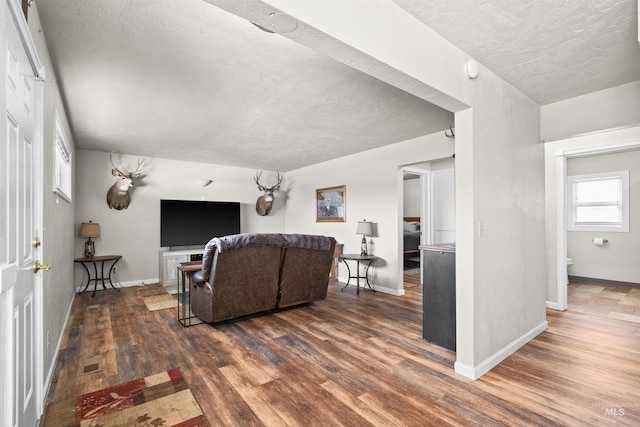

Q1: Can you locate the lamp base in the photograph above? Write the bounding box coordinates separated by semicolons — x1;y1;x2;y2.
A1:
84;239;95;258
360;236;368;256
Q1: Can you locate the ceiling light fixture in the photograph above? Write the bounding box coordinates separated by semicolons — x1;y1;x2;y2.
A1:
195;178;213;187
251;12;298;34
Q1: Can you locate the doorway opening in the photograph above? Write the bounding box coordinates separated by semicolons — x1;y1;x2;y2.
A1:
555;139;640;311
402;165;428;288
401;158;456;290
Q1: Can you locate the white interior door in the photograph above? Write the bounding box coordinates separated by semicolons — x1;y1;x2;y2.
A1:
2;2;45;426
431;169;456;243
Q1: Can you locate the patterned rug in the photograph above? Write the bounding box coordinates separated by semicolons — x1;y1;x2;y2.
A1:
42;368;210;427
143;293;177;311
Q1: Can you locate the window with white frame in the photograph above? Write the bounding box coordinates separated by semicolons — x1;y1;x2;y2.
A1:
567;170;629;232
53;110;72;202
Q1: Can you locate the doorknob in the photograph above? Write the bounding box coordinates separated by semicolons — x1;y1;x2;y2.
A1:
33;261;52;273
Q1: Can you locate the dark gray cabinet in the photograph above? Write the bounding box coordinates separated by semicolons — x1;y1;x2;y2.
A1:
421;244;456;351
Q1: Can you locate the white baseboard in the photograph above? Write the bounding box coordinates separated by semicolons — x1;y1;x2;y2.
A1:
374;285;404;296
546;300;563;310
75;277;159;293
42;291;76;402
452;360;476;379
335;276;404;296
118;278;159;288
454;320;548;380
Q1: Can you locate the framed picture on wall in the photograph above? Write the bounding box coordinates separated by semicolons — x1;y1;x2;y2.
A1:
316;185;346;222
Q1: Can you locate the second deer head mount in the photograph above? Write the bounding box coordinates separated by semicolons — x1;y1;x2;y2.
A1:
254;171;283;216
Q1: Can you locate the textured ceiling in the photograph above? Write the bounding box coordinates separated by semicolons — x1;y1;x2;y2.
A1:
35;0;452;172
35;0;640;171
396;0;640;104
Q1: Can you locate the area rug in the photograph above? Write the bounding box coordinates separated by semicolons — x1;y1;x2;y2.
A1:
42;368;210;427
143;293;177;311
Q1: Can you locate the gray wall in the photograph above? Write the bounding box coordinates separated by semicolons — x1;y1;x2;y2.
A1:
29;5;77;385
566;150;640;283
454;74;545;377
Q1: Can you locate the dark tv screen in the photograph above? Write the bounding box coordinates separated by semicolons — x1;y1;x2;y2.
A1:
160;200;240;247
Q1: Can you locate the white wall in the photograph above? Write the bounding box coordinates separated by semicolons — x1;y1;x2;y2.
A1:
541;81;640;142
74;150;286;285
566;151;640;283
285;132;454;295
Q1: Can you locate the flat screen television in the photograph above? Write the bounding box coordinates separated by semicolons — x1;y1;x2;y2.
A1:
160;200;240;248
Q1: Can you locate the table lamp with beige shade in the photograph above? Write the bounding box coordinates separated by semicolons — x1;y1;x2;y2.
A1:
79;221;100;258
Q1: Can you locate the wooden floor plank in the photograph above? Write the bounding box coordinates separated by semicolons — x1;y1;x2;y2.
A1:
41;279;640;426
320;380;401;427
186;353;264;426
219;364;288;426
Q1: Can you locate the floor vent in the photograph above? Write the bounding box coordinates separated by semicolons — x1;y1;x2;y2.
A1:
81;356;102;375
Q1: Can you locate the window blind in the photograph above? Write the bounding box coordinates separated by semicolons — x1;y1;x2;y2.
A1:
574;178;622;225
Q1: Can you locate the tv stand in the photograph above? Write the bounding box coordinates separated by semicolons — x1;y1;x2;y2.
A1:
160;248;204;287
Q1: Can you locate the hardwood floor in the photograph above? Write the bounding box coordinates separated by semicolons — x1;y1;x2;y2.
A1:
43;278;640;426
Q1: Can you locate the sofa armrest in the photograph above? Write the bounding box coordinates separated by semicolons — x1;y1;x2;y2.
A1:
192;270;206;286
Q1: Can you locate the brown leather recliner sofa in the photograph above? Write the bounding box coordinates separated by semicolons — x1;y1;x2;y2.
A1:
191;233;336;323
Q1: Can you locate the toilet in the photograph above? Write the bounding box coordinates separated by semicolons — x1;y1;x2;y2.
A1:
566;258;574;284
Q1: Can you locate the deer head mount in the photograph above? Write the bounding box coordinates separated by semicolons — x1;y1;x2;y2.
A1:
107;152;144;210
254;171;283;216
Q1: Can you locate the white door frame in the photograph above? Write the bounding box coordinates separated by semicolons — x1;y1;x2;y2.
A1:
1;0;46;424
555;138;640;310
403;165;432;243
402;165;431;286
